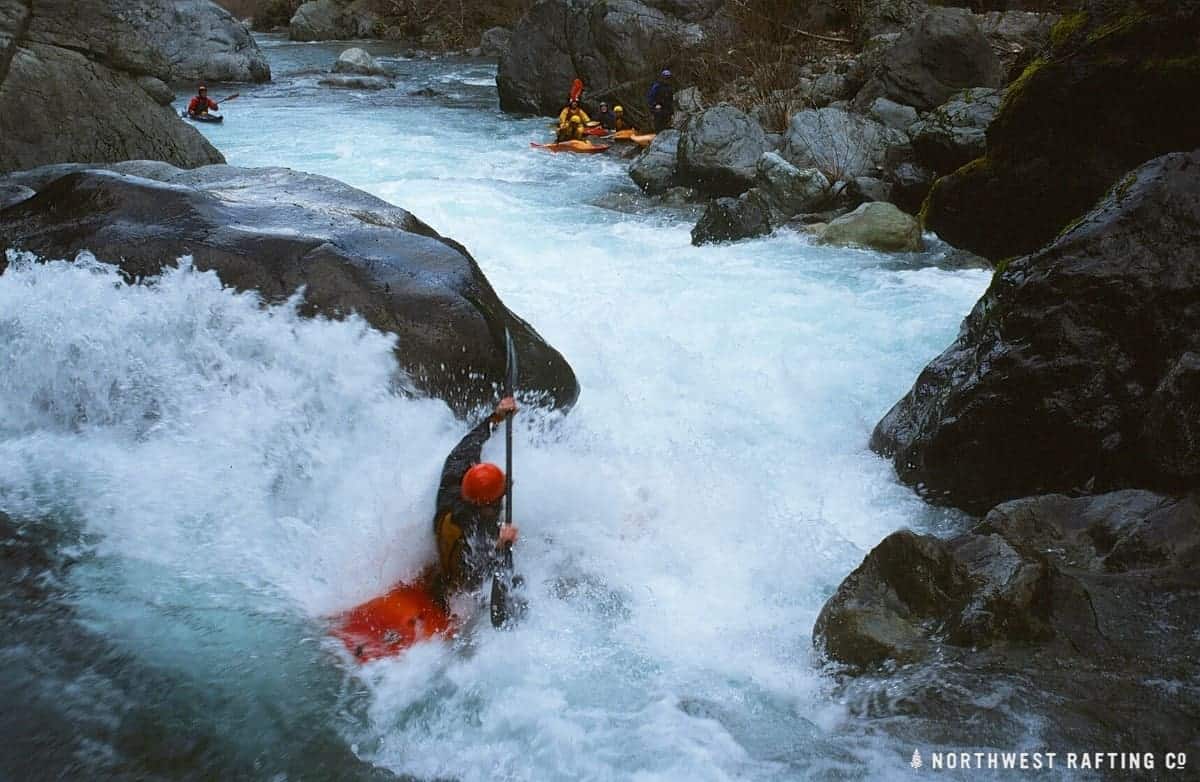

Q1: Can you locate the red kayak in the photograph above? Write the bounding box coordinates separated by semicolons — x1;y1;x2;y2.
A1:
333;578;455;662
530;140;610;154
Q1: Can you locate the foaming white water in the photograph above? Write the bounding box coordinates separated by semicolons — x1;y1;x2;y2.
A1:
0;42;994;780
0;253;457;616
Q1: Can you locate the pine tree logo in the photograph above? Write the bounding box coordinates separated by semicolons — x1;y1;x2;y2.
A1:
911;749;923;770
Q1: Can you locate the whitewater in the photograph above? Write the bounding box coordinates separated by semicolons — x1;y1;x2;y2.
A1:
0;36;997;780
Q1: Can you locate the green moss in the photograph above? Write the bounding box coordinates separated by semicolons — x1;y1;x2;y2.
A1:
1113;171;1138;200
1050;11;1088;49
999;58;1047;116
1086;8;1151;46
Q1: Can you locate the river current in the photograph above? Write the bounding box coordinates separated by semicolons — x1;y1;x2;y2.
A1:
0;36;999;781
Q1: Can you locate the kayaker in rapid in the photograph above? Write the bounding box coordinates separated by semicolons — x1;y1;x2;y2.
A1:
613;105;634;131
186;85;220;117
557;97;591;128
595;102;617;130
431;396;520;607
647;69;674;132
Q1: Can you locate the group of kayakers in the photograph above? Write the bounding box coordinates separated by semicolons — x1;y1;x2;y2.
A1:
552;69;675;143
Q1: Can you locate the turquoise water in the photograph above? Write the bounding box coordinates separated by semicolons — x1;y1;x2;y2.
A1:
0;36;994;781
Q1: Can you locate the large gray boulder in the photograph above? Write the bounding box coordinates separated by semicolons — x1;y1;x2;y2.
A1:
496;0;719;117
132;0;270;82
0;164;579;414
754;152;830;220
874;151;1200;514
677;105;767;196
0;0;224;174
780;107;905;182
289;0;373;41
909;87;1000;175
628;129;680;195
977;9;1058;79
318;73;393;90
332;47;387;76
480;26;511;56
818;201;923;253
857;7;1004;112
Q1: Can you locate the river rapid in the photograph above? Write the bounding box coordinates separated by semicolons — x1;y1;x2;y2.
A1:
1;36;1000;781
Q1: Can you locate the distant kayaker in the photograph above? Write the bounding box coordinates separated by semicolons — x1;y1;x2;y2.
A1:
595;102;617;130
647;69;674;132
431;396;520;606
613;105;634;131
557;98;591;128
187;85;219;117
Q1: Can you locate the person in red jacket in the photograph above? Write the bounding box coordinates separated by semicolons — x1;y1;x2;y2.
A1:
187;85;219;117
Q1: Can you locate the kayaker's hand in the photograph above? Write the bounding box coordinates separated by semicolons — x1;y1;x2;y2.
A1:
497;523;519;548
492;396;517;423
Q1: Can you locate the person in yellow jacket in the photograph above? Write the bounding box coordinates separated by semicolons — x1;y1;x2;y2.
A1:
557;98;591;128
556;114;586;142
613;105;635;131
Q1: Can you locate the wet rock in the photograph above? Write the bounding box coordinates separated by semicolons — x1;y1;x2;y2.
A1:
0;183;34;210
676;105;766;197
909;87;1000;175
781;108;906;182
480;26;511;57
754;152;830;220
139;0;270;82
0;164;578;414
857;7;1003;112
924;1;1200;261
690;191;771;246
136;75;175;106
818;201;922;253
333;47;387;76
318;74;394;90
874;151;1200;513
628;129;680;195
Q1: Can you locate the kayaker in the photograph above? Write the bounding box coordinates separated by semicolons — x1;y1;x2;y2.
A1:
432;396;520;605
556;114;586;142
187;85;219;117
613;105;634;131
595;102;617;130
557;98;591;128
647;69;674;132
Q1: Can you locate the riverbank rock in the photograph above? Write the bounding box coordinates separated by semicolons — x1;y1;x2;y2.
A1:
856;7;1003;112
873;151;1200;514
136;0;270;82
815;489;1200;751
978;9;1058;81
0;164;579;414
818;201;922;252
781;108;905;182
480;26;511;56
289;0;373;41
629;130;680;195
909;87;1000;175
677;105;766;196
690;192;771;246
496;0;721;117
333;47;387;76
923;1;1200;261
0;0;225;174
754;152;830;219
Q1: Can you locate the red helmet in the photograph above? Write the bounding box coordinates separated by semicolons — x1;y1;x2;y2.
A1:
461;463;505;505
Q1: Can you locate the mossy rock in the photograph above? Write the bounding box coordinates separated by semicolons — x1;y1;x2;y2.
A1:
924;0;1200;261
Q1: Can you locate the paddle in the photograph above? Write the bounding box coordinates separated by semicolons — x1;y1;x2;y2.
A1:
216;92;240;104
569;78;583;102
490;328;522;628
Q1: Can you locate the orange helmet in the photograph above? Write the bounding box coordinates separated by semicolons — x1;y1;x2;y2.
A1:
461;463;505;504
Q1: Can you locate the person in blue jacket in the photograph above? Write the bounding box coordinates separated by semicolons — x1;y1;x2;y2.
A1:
647;69;674;132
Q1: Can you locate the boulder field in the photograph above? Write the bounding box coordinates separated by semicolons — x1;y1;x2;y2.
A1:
0;164;579;414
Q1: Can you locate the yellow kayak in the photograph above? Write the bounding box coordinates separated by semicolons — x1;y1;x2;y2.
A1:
631;133;657;147
530;140;611;154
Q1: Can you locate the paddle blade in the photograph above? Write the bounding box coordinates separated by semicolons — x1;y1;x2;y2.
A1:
570;78;583;101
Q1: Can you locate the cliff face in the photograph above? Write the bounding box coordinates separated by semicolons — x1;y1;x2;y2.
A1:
0;0;271;174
